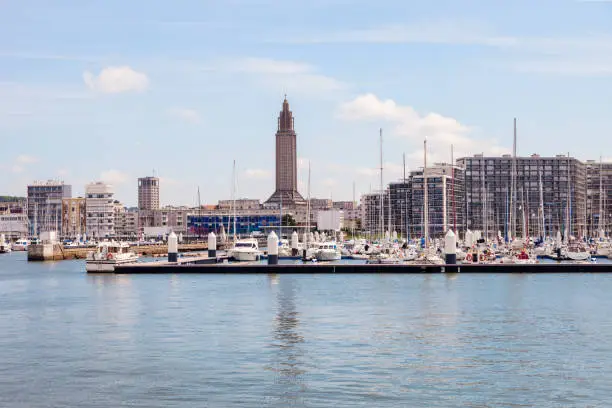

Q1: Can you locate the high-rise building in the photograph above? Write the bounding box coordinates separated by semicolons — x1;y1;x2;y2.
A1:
61;197;86;238
409;163;465;238
138;176;160;211
85;182;115;238
586;160;612;236
27;181;72;236
457;154;587;238
265;97;305;206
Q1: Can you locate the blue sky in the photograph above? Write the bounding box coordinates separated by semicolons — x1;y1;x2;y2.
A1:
1;0;612;206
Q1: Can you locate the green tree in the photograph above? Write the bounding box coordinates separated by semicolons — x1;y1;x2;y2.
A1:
282;214;297;226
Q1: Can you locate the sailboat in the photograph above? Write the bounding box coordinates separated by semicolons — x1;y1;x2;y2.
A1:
227;160;262;262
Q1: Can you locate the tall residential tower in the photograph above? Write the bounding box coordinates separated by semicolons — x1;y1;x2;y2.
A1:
138;176;160;211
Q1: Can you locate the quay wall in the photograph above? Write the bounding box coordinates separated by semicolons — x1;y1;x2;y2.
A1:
28;242;220;261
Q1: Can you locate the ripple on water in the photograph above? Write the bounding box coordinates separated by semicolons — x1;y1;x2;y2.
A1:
0;253;611;407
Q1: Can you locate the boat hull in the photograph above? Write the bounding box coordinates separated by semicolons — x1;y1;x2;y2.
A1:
230;251;261;262
85;256;139;272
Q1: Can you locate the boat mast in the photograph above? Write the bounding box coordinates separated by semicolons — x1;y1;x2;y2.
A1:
379;128;384;241
232;160;237;242
351;180;357;240
306;162;311;248
402;152;405;240
567;153;571;239
599;156;604;235
510;118;517;241
424;138;428;249
451;144;456;233
539;166;545;239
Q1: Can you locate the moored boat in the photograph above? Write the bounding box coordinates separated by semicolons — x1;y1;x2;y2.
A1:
228;238;262;262
86;242;139;272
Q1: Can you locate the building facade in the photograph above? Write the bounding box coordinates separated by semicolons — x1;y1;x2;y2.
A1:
114;205;139;237
265;97;305;206
27;181;72;236
138;176;160;211
188;212;280;236
586;160;612;236
457;154;587;238
85;182;115;238
409;164;465;238
218;199;261;210
61;197;86;238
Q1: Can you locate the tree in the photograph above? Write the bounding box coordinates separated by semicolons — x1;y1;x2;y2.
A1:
282;214;297;226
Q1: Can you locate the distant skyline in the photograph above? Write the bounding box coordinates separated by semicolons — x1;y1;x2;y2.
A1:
1;0;611;206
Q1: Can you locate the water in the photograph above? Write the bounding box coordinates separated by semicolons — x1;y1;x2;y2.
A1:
1;252;612;407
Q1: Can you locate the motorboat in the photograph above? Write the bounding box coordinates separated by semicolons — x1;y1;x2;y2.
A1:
228;238;262;262
12;238;30;251
85;242;139;272
314;242;342;261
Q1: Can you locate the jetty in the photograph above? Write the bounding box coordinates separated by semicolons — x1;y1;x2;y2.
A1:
112;261;612;274
28;242;216;261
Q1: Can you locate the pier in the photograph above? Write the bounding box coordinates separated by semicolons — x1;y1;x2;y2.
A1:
28;242;218;261
113;261;612;274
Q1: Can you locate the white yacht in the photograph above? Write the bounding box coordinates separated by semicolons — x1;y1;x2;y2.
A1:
228;238;262;262
314;242;342;261
562;243;591;261
86;242;139;272
12;238;30;251
0;234;11;253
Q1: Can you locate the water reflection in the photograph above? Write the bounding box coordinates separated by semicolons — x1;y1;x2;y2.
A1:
267;276;306;406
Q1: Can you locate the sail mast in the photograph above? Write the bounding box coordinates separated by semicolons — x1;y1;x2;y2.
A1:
379;128;384;241
424;138;428;249
232;160;237;242
510;117;517;241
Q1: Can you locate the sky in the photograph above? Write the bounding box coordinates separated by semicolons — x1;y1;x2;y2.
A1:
1;0;612;206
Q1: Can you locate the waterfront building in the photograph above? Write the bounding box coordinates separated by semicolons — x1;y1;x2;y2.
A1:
316;209;344;232
114;205;139;238
27;180;72;236
265;97;306;206
457;154;587;238
409;163;465;238
0;197;26;214
586;160;612;236
388;180;411;238
0;214;28;240
61;197;86;238
218;199;261;210
85;182;115;238
333;201;360;231
188;212;280;236
360;163;464;239
138;176;160;211
360;191;391;239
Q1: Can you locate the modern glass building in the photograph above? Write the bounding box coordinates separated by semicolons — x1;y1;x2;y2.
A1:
187;214;280;236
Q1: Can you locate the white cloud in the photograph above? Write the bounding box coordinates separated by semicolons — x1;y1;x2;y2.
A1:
167;107;201;123
219;57;347;94
244;168;271;179
290;20;515;47
100;169;129;184
83;66;149;93
11;165;24;174
338;93;508;161
15;154;38;164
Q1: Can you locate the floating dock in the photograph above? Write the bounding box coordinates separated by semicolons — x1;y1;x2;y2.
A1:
113;261;612;274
